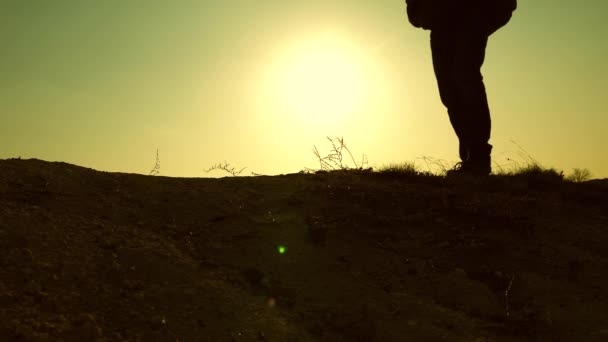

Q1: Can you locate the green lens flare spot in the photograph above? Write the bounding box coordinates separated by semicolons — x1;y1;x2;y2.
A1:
277;246;287;254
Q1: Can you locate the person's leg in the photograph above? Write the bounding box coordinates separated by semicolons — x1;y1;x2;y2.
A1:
431;30;469;162
432;28;492;172
451;29;492;171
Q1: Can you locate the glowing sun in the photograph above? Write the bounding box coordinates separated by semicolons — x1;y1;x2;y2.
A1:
274;37;367;125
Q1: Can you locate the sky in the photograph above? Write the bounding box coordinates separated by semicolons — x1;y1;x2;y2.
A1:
1;0;607;178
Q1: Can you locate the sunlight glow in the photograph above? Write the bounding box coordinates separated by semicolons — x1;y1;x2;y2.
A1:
269;35;370;126
282;48;363;119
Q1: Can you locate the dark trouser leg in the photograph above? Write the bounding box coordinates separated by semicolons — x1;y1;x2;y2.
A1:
430;29;492;167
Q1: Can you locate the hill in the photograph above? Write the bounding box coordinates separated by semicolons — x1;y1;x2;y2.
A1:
1;158;607;341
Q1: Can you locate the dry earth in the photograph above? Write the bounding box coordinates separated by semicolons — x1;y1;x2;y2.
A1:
1;158;607;341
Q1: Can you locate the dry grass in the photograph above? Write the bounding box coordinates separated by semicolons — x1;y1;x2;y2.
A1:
200;138;593;182
375;162;435;177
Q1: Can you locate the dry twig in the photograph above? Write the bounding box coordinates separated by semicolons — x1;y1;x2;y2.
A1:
205;161;246;177
307;137;368;172
149;149;160;176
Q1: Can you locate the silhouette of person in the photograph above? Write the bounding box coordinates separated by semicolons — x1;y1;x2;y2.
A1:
405;0;517;175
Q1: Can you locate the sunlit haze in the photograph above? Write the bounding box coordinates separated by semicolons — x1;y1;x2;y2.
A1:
1;1;607;177
276;35;366;124
259;33;380;130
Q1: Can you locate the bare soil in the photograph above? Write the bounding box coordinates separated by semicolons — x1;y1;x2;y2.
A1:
1;158;607;341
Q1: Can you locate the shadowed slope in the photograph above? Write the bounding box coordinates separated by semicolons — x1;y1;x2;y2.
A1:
1;159;607;341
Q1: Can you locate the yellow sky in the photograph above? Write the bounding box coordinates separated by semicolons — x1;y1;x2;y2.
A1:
1;1;607;178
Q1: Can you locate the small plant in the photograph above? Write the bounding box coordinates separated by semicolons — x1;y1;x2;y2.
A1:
306;137;369;172
149;149;160;176
205;161;247;177
566;168;592;183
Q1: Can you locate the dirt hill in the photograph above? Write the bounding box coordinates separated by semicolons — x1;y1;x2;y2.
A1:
1;158;607;341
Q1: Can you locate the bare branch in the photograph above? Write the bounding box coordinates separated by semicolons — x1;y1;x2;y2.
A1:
205;161;247;177
307;137;369;172
149;149;160;176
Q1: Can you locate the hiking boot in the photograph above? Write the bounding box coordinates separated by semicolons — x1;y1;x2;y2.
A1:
446;161;491;177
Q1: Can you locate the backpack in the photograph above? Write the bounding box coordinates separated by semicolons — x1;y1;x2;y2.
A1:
406;0;434;30
483;0;517;34
406;0;517;33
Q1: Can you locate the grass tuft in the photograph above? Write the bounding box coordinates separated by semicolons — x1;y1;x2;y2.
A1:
375;162;433;177
495;163;564;185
